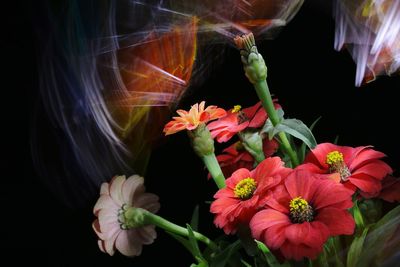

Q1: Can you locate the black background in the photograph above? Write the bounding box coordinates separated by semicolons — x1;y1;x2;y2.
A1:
2;0;400;266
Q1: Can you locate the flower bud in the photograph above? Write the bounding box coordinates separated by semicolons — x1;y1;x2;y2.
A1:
188;123;215;157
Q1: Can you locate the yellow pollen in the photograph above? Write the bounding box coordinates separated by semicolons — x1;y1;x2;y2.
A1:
289;197;309;213
326;151;344;165
234;177;256;200
232;105;242;113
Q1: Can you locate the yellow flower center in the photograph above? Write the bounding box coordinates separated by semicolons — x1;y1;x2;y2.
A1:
289;197;314;223
234;177;257;200
326;151;344;165
232;105;242;113
326;150;351;182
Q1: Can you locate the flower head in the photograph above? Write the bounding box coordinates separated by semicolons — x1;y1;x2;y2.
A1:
208;102;280;143
301;143;392;196
216;139;279;177
163;101;226;135
210;157;291;234
250;169;355;261
92;175;160;256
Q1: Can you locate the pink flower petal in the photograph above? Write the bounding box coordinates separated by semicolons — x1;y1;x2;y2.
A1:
135;193;160;213
115;230;142;257
137;225;157;245
93;195;119;215
122;175;144;205
92;219;105;240
98;240;107;253
100;183;109;195
110;175;126;206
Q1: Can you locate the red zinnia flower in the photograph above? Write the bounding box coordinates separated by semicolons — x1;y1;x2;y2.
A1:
250;169;355;261
301;143;392;196
207;102;280;143
216;139;279;177
210;157;291;234
163;101;226;135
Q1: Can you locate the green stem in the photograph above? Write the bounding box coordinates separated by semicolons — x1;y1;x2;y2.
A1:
252;152;265;164
143;209;218;250
203;153;226;189
254;80;300;167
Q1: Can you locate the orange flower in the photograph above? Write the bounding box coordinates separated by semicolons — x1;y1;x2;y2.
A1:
163;101;226;135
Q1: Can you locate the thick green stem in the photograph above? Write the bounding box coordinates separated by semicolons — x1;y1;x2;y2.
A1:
203;153;226;189
143;209;218;250
254;80;300;167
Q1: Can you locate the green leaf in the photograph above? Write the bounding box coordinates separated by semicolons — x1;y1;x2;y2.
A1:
191;261;209;267
333;135;340;145
347;227;369;267
191;205;200;231
274;119;317;149
255;240;289;267
187;224;204;262
240;259;253;267
351;200;365;229
260;109;284;140
166;231;196;257
210;240;241;267
356;205;400;267
298;116;321;162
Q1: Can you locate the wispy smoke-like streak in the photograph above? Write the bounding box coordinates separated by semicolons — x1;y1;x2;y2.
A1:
33;0;303;207
334;0;400;86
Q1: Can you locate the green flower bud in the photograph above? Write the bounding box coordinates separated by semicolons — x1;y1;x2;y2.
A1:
188;123;215;157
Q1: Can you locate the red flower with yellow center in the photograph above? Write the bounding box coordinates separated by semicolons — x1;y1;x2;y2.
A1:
301;143;392;196
163;101;226;135
250;169;355;261
207;101;280;143
210;157;291;234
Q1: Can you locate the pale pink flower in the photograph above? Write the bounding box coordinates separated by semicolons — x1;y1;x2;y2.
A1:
92;175;160;256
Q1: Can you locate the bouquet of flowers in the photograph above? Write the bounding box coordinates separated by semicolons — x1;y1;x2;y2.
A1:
92;32;400;267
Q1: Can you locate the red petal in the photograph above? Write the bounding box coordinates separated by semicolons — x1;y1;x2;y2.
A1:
227;168;252;188
250;209;290;239
379;175;400;202
284;170;319;200
254;157;286;183
248;107;267;128
242;102;262;119
305;143;340;169
352;160;392;180
262;224;288;249
349;148;387;170
349;173;382;195
315;207;355;236
312;179;353;209
280;242;322;261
